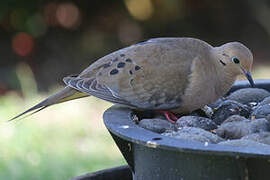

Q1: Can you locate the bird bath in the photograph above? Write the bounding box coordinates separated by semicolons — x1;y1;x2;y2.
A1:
73;80;270;180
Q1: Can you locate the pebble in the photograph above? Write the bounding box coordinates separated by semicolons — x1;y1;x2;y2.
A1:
216;118;270;139
227;88;270;105
212;100;250;125
139;118;175;133
251;104;270;119
222;115;247;124
162;127;223;144
266;115;270;122
259;96;270;106
176;116;217;131
241;132;270;145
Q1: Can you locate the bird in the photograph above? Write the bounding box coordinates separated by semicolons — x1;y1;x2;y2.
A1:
10;37;254;123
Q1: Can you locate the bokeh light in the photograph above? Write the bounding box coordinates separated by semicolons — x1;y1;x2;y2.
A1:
10;8;29;31
81;30;106;54
56;3;81;29
12;32;34;57
43;2;58;26
26;13;47;37
124;0;154;21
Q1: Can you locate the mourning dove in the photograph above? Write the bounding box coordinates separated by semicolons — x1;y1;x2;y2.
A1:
10;37;254;122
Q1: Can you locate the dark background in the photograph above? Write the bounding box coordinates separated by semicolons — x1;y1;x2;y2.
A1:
1;0;270;94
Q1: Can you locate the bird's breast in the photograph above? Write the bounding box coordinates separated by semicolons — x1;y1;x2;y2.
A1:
173;59;221;113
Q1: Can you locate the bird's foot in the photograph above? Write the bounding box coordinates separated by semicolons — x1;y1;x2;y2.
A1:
159;110;179;123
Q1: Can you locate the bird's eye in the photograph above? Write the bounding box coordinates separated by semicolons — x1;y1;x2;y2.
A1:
232;56;240;64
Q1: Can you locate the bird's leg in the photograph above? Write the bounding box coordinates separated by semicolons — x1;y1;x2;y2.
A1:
159;110;179;123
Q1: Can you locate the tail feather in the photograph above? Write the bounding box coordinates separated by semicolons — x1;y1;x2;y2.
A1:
9;105;48;122
9;87;88;121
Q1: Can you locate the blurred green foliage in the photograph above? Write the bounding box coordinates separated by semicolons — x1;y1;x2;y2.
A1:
0;93;126;179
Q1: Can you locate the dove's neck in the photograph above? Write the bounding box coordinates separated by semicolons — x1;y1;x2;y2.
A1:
217;68;237;95
210;48;238;97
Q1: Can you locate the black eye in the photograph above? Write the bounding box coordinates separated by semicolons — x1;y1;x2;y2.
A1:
232;57;240;64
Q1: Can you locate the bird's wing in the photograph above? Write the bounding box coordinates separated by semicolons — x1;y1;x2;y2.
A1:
63;38;208;110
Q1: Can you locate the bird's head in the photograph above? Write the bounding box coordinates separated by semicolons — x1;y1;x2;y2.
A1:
216;42;254;87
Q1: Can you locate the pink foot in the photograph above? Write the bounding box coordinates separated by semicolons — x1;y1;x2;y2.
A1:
159;110;179;123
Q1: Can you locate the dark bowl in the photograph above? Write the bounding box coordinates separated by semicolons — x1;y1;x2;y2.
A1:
103;80;270;180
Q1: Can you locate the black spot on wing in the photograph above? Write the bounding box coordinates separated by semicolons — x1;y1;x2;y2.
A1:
102;62;111;68
117;62;125;68
125;58;132;63
219;60;226;66
135;65;141;71
110;69;119;75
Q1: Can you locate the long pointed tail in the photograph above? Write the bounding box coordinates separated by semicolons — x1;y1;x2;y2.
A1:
9;87;88;121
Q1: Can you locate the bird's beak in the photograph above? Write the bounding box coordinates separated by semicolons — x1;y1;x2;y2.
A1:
242;68;255;87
